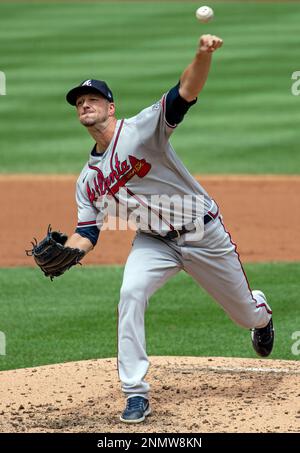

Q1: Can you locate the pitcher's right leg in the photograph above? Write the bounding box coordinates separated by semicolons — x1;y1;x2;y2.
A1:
181;217;274;356
250;290;274;357
182;218;272;330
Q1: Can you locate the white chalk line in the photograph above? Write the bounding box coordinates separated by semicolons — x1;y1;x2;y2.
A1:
172;366;300;375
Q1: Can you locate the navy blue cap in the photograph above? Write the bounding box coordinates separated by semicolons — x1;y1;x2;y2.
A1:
66;79;114;105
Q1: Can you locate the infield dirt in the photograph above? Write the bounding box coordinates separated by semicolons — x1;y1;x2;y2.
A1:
1;175;300;266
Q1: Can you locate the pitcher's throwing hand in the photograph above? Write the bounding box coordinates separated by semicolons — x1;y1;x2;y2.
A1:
198;34;223;53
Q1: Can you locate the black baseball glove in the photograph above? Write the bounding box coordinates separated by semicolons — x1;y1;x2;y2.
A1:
26;225;85;280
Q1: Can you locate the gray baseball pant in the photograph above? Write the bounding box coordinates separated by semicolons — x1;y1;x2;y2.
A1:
117;215;272;398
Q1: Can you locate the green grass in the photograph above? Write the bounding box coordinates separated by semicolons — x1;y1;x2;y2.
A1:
0;263;299;371
0;1;299;173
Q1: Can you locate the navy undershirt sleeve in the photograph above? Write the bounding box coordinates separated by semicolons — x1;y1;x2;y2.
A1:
165;82;197;127
75;226;100;247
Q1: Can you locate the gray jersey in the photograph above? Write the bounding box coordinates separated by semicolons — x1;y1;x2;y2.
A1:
76;94;215;236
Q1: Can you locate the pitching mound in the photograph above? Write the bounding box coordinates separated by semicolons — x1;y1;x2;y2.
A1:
0;356;299;433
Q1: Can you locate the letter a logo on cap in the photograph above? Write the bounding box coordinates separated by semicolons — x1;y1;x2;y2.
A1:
82;80;92;87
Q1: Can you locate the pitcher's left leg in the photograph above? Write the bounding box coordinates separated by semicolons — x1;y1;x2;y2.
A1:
118;233;182;400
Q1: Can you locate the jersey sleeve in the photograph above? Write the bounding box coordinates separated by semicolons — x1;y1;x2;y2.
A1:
164;82;197;128
76;179;98;229
75;225;100;247
75;180;101;246
135;82;197;146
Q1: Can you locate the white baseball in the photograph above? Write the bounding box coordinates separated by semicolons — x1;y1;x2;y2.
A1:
195;6;214;23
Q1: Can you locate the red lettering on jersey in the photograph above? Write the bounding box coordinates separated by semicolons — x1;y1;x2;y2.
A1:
104;176;111;189
87;153;151;203
86;181;96;203
109;169;119;185
128;155;151;178
121;160;130;174
96;172;105;195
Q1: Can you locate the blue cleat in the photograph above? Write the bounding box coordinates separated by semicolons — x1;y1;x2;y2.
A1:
120;396;151;424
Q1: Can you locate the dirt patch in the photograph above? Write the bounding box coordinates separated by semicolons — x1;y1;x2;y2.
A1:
0;356;299;433
0;175;299;267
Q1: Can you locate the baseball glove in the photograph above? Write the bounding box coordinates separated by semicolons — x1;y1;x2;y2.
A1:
26;225;85;280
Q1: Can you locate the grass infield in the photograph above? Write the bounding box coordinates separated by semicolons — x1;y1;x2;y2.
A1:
0;262;299;371
0;1;299;174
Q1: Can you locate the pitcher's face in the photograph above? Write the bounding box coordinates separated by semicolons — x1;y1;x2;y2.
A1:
76;93;115;127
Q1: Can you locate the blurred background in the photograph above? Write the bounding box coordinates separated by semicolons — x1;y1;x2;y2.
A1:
0;1;299;371
0;0;299;174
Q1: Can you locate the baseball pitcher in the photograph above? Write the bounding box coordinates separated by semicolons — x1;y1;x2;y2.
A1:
28;35;274;424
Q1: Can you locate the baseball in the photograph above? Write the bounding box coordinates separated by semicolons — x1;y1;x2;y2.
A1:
195;6;214;23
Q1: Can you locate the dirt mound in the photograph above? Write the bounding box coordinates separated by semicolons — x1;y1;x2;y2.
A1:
0;356;299;433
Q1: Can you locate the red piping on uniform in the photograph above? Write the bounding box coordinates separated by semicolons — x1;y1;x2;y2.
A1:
110;119;124;172
77;220;97;226
161;94;166;114
208;206;219;219
218;217;272;315
88;116;124;179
